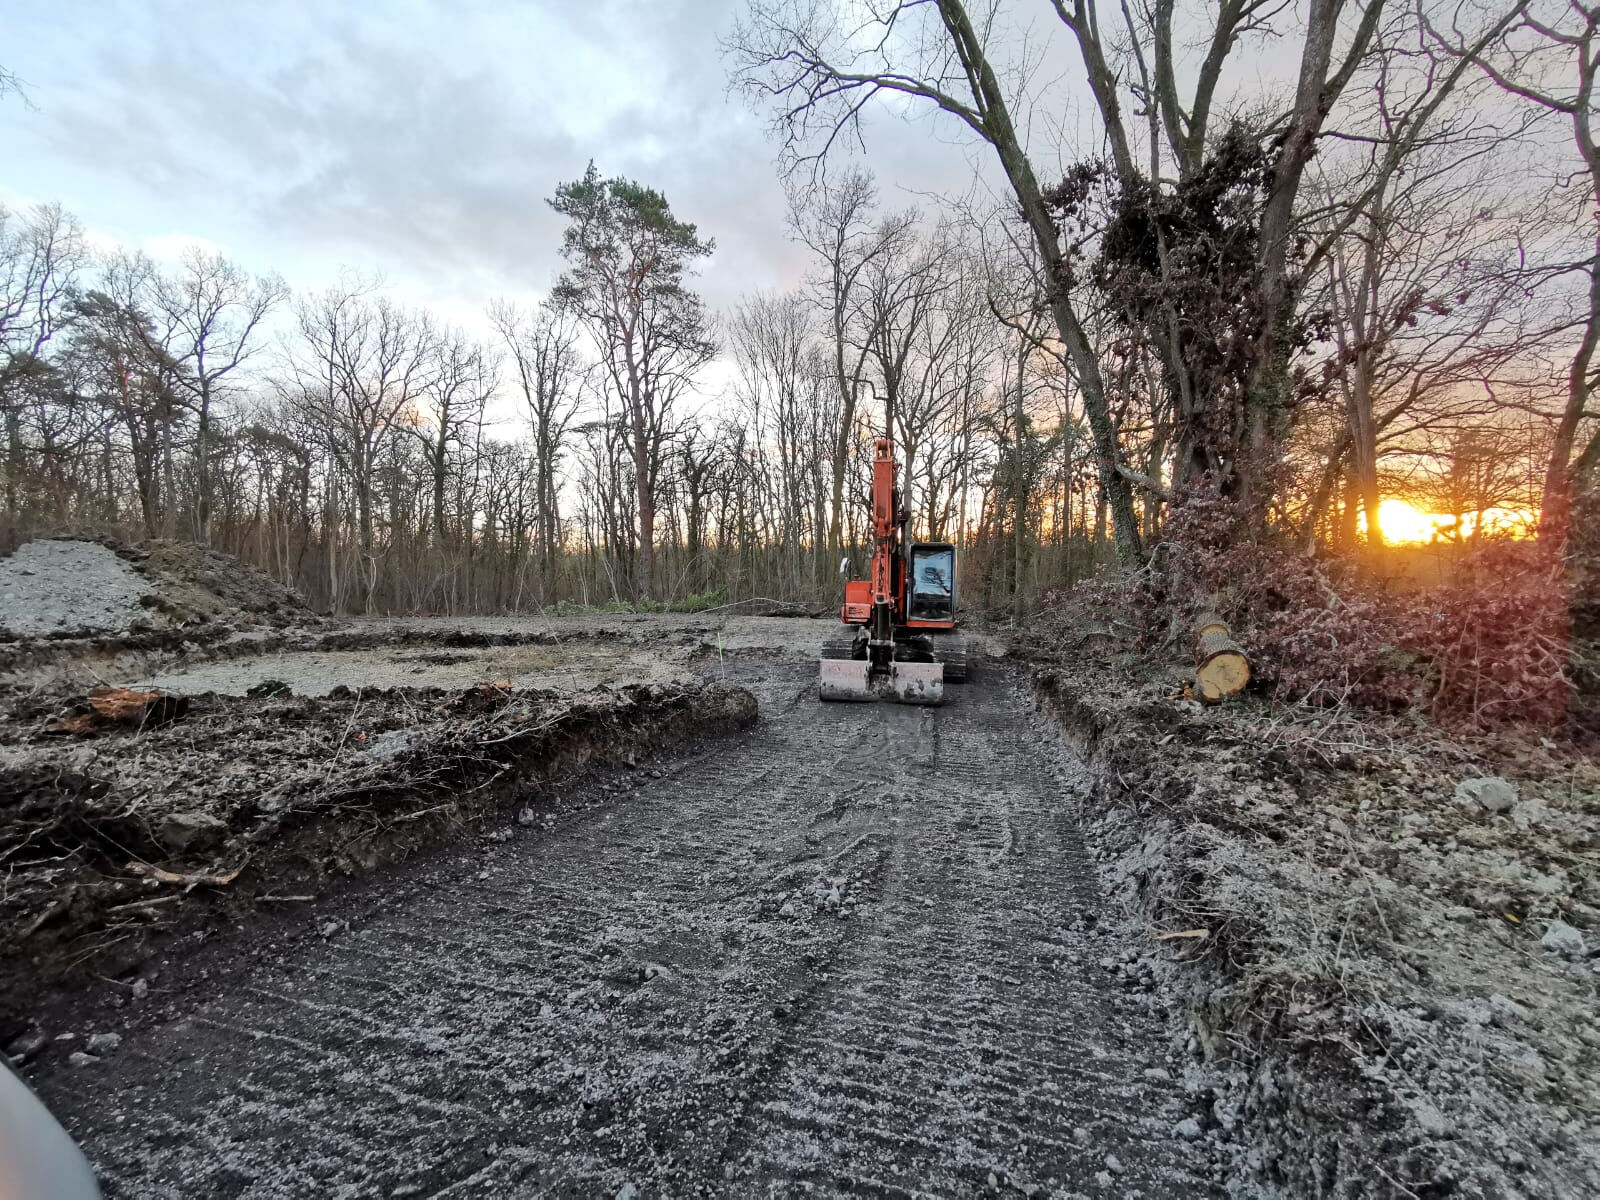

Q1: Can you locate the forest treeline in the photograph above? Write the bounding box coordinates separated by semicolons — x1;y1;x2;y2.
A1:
1;0;1596;624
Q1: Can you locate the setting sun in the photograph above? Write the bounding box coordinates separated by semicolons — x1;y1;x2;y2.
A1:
1375;499;1441;543
1360;498;1540;544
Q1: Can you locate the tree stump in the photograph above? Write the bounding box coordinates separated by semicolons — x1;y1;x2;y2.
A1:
1193;621;1250;703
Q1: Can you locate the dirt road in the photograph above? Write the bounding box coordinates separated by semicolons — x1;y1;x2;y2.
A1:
31;659;1215;1198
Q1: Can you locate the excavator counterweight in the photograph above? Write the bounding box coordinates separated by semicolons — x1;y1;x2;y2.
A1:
820;435;967;705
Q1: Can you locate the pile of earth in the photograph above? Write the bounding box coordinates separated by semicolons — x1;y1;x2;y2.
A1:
0;678;758;1037
0;538;314;640
1019;615;1600;1199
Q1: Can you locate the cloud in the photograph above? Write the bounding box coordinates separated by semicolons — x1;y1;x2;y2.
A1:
143;233;228;263
3;0;985;331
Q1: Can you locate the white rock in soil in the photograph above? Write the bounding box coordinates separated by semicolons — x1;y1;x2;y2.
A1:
130;978;150;1001
1488;993;1529;1025
1541;919;1587;959
1454;775;1517;813
86;1032;122;1054
1104;1154;1124;1174
67;1051;99;1068
1175;1117;1203;1140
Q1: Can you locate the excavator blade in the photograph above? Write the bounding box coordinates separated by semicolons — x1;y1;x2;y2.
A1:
888;661;944;705
818;659;875;701
817;659;945;705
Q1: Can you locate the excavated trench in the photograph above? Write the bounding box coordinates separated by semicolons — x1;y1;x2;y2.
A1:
24;655;1233;1198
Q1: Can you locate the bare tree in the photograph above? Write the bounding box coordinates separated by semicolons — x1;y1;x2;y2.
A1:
729;0;1145;562
788;170;914;559
153;250;286;544
283;280;437;611
1426;0;1600;541
0;203;85;522
489;299;585;587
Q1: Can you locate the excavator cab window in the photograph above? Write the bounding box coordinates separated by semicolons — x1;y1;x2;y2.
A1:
907;543;955;622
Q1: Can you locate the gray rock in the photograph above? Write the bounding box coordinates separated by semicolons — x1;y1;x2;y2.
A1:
1489;993;1530;1025
1541;920;1587;959
86;1032;122;1054
1454;776;1517;813
1175;1117;1203;1140
130;978;150;1001
158;810;228;854
4;1027;47;1064
67;1051;99;1068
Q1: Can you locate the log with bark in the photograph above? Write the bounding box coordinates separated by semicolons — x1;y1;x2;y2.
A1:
1193;618;1250;703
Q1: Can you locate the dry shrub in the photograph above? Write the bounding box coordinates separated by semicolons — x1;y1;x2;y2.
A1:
1081;496;1576;730
1415;543;1571;728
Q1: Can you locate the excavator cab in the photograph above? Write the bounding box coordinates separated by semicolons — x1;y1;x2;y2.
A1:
906;543;956;624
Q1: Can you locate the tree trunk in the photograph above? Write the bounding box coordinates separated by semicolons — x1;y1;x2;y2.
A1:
1193;618;1251;702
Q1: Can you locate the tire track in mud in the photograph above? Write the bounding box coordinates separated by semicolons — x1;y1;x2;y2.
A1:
33;662;1210;1198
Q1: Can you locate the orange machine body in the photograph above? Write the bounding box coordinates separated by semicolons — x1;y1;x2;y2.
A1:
838;437;956;634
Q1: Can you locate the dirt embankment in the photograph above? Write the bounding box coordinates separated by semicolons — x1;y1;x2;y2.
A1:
1024;636;1599;1198
0;537;316;640
1;679;757;1041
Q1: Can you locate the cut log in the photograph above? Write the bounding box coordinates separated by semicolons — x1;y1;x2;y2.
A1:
1193;623;1251;703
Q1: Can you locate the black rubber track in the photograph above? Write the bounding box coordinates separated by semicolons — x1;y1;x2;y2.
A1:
31;661;1212;1198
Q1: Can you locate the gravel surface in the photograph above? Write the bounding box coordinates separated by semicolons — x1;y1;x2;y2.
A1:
0;541;148;637
28;660;1226;1198
134;642;703;695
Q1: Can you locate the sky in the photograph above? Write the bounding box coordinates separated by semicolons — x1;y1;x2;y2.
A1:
1;0;990;346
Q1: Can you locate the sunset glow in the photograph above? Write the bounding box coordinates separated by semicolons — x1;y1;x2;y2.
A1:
1361;498;1540;544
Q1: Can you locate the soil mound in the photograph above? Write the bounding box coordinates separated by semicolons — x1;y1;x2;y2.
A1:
0;679;757;1035
0;538;314;640
130;540;312;626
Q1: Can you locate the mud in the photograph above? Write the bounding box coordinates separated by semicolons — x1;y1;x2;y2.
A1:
18;656;1232;1199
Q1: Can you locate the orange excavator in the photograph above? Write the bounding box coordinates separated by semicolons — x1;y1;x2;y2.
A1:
819;435;968;705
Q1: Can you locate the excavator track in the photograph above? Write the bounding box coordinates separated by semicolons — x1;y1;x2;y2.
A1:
933;637;970;684
820;635;859;661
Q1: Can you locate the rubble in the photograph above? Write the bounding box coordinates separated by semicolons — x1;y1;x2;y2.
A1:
1455;774;1519;812
1027;639;1600;1198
